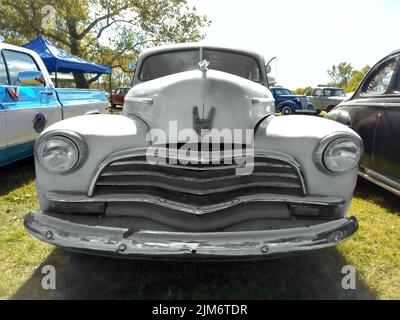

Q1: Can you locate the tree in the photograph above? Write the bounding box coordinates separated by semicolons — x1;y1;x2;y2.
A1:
345;65;370;93
327;62;353;89
295;86;312;96
0;0;210;88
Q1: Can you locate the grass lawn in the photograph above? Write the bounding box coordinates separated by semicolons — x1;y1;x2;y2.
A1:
0;157;399;300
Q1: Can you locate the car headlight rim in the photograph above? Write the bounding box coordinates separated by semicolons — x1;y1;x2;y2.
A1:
313;132;363;175
323;137;361;173
36;130;88;174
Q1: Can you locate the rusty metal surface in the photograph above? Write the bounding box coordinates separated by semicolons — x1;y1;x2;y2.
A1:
24;211;358;260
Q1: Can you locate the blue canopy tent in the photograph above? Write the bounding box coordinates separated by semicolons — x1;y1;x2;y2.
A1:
22;36;111;87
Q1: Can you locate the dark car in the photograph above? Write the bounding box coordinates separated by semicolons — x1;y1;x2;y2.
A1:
270;87;316;115
110;87;130;108
325;49;400;196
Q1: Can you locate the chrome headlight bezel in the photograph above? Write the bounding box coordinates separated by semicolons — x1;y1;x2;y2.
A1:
35;130;88;174
313;132;363;174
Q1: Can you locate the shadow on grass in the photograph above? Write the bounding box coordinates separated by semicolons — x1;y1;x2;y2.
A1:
12;247;377;300
355;177;400;214
0;157;35;195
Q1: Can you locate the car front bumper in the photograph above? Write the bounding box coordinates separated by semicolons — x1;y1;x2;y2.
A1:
24;211;358;260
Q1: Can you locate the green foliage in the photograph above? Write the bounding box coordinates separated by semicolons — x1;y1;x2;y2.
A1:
327;62;353;89
295;86;312;96
327;62;370;92
0;0;211;88
345;65;370;93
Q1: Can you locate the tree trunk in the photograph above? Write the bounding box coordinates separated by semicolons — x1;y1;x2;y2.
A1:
73;73;89;89
66;19;90;88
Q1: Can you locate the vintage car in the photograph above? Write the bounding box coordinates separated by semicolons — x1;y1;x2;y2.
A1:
308;87;347;114
270;86;316;115
110;87;130;109
25;44;363;260
326;49;400;196
0;43;108;167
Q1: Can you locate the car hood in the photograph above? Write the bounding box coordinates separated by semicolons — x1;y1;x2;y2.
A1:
124;69;274;143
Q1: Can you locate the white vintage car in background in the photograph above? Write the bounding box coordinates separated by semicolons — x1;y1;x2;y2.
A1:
25;44;362;260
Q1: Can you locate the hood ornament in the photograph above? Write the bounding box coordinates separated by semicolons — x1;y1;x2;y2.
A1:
198;59;210;72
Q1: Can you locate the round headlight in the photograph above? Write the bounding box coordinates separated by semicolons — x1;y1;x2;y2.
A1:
37;136;79;173
323;138;361;173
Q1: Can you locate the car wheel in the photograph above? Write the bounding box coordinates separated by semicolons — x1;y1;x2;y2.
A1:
281;106;293;115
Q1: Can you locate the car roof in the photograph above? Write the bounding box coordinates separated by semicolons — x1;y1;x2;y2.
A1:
138;43;265;63
315;87;343;90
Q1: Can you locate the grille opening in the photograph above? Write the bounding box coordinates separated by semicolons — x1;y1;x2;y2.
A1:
92;155;306;206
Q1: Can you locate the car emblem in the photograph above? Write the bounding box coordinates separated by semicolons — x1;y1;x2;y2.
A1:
193;106;216;135
33;113;47;133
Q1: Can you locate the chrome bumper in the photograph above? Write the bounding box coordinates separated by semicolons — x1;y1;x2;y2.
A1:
24;211;358;260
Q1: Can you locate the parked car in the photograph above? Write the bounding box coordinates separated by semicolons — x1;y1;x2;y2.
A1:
0;43;109;167
110;87;130;108
308;87;347;113
326;49;400;196
270;86;316;115
25;43;362;260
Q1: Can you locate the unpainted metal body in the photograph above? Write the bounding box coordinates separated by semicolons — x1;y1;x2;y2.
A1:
25;44;362;259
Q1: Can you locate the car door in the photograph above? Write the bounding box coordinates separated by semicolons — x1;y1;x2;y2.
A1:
341;57;399;176
312;88;323;110
367;55;400;186
1;49;61;154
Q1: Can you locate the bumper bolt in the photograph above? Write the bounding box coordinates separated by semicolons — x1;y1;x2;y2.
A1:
117;243;127;253
328;230;345;243
45;231;53;240
261;245;269;254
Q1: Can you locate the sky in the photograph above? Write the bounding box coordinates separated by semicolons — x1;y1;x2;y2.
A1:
188;0;400;89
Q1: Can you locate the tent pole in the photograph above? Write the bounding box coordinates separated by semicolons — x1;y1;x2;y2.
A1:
109;68;112;114
55;65;58;88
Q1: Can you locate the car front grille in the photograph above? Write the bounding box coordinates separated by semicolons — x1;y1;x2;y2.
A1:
91;151;306;207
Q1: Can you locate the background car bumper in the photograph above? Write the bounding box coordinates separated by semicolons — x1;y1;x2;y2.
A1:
295;109;318;114
24;211;358;260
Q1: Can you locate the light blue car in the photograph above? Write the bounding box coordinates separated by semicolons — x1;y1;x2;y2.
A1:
0;43;109;167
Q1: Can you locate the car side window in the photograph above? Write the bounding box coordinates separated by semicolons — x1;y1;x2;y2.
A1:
0;53;8;85
390;59;400;94
324;89;332;96
275;89;283;96
2;50;40;86
363;57;398;95
314;89;323;96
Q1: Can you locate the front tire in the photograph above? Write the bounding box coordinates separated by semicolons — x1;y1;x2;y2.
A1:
281;106;293;116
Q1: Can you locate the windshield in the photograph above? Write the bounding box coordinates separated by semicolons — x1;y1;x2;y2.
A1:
324;88;346;97
139;49;262;83
274;88;292;96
